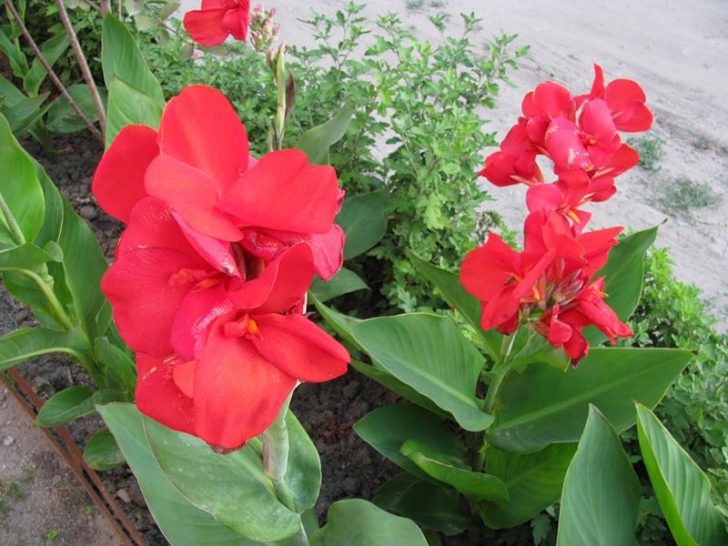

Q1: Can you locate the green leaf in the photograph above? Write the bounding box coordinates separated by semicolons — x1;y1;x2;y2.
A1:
336;190;388;259
487;347;692;452
409;252;501;359
310;294;362;350
101;15;164;145
47;84;108;134
401;441;508;503
24;33;70;96
351;313;492;431
285;412;321;513
35;386;92;427
310;499;429;546
374;473;470;536
0;28;29;78
586;227;658;345
310;267;368;302
144;417;300;542
480;444;577;529
354;404;467;478
636;404;728;546
84;429;125;470
35;387;124;428
0;114;45;244
93;336;136;395
98;403;272;545
296;104;354;165
0;326;92;372
556;406;640;546
3;93;49;134
105;76;163;147
350;359;447;417
0;243;54;270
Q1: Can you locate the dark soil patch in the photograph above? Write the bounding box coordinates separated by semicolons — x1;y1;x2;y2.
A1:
4;132;402;544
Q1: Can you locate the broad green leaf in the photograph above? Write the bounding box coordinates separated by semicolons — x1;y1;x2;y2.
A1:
0;114;45;243
24;33;70;96
144;417;300;542
0;243;54;270
35;386;93;427
351;313;492;431
0;28;29;78
284;412;321;513
354;404;467;478
99;403;275;545
480;444;577;529
0;76;25;106
310;499;428;546
35;387;124;428
56;197;110;338
296;104;354;165
350;359;447;417
374;473;470;536
93;336;136;395
84;429;125;470
401;441;508;503
0;326;92;372
47;84;108;134
336;190;388;260
556;406;640;546
4;93;48;134
310;267;368;302
636;404;728;546
105;77;163;147
101;15;164;145
409;252;501;359
487;347;692;452
586;227;658;345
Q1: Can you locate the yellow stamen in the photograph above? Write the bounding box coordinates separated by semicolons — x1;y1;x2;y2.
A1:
247;318;260;335
567;210;580;223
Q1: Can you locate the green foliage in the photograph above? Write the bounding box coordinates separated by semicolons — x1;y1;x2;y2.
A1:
626;248;728;542
628;134;665;172
655;177;722;218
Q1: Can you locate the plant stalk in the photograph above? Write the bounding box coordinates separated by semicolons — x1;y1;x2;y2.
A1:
262;397;310;546
4;0;104;142
0;192;26;246
54;0;107;137
483;334;517;413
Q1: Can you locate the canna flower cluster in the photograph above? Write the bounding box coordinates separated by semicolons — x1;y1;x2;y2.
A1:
93;85;349;451
461;65;653;362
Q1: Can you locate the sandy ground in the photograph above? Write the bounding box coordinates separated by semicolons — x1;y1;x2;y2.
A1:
182;0;728;326
0;386;119;546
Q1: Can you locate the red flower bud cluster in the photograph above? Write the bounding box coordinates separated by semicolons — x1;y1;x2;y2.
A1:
93;85;349;451
461;65;653;362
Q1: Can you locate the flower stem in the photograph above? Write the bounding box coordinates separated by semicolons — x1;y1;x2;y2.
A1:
262;397;310;546
484;334;516;413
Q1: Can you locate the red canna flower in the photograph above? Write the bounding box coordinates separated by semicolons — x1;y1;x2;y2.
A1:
92;85;345;280
577;64;653;132
133;242;349;451
183;0;251;46
460;212;631;362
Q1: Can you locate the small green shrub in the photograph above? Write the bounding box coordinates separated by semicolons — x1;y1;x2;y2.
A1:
628;134;664;172
656;176;722;217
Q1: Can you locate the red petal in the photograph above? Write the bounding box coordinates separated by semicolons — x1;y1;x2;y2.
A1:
221;149;341;234
193;331;296;450
102;248;202;356
223;6;249;41
532;81;574;119
481;151;520;186
545;118;591;171
309;224;345;280
526;184;564;213
460;234;520;302
183;9;230;46
171;284;234;360
158;85;250;191
172;212;240;276
145;154;242;241
230;243;314;313
116;197;204;263
135;353;195;435
580;99;617;143
252;313;349;382
92;125;158;222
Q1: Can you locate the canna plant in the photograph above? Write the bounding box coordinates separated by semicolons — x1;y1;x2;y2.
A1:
0;2;725;545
